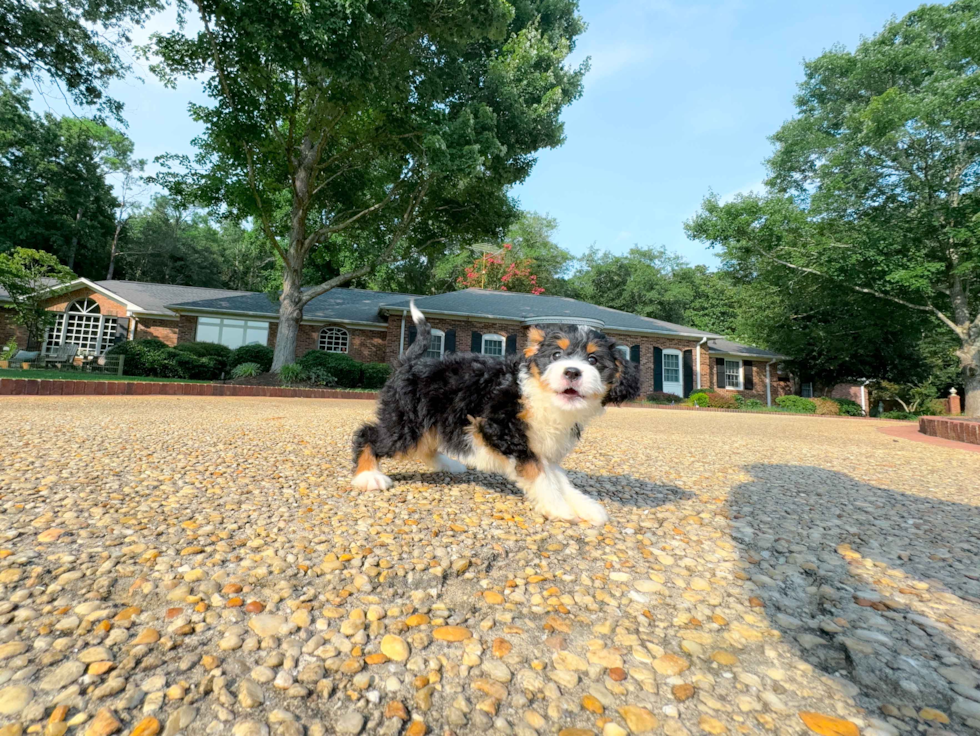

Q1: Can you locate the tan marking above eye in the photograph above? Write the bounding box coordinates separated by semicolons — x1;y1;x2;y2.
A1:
586;342;598;354
524;345;538;358
556;337;570;350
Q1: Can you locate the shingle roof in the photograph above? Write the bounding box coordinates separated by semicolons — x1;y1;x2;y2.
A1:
94;281;257;317
382;289;720;338
171;287;417;325
708;338;784;359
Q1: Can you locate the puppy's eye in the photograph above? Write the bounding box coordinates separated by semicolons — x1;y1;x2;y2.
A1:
552;351;562;360
587;356;598;366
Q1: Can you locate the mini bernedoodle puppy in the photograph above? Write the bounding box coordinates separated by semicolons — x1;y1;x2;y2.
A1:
351;303;640;525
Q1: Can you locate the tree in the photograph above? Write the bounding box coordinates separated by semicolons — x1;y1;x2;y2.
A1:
0;81;118;278
151;1;586;369
456;243;546;294
0;0;164;119
687;1;980;415
0;248;74;348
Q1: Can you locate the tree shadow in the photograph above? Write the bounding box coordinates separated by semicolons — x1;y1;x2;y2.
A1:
386;468;693;509
729;464;980;727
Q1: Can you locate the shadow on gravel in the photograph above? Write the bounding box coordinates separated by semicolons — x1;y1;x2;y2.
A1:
728;464;980;726
387;469;693;509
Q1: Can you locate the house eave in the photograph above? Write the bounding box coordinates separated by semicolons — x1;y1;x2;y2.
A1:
170;306;387;330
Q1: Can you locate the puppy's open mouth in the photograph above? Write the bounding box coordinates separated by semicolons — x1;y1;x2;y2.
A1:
561;388;582;398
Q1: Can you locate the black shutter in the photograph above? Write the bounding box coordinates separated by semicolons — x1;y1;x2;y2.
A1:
505;334;517;355
682;349;694;398
716;357;726;388
113;318;130;346
408;326;417;346
629;345;641;364
471;331;482;353
653;347;663;393
444;329;456;354
743;360;754;391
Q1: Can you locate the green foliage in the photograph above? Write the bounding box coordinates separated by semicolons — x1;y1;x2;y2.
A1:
305;367;337;388
1;338;18;361
812;397;841;416
832;398;864;416
229;344;274;373
0;0;164;118
646;391;681;404
174;342;232;375
0;248;75;346
107;339;222;380
732;393;745;408
707;392;738;409
687;1;980;414
745;398;764;410
361;363;392;390
231;362;261;379
685;393;710;408
690;387;715;394
297;351;363;388
880;411;919;421
775;395;817;413
278;363;307;386
924;399;949;416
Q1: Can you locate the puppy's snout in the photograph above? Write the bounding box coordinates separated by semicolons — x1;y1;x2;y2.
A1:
563;367;582;382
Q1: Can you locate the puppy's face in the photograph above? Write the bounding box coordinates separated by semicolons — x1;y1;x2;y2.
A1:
523;325;640;410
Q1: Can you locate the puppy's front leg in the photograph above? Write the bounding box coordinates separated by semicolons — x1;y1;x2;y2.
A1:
553;466;608;526
514;461;576;521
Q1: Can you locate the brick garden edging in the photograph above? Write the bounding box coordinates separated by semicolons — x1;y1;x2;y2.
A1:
0;378;379;401
919;415;980;446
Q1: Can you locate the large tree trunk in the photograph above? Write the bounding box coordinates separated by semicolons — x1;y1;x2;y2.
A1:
272;254;305;372
106;222;123;280
965;369;980;417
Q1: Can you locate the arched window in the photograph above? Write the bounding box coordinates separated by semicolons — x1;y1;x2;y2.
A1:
45;298;118;356
319;326;349;353
482;333;506;357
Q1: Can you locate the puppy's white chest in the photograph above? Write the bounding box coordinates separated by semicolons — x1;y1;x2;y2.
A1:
527;421;579;463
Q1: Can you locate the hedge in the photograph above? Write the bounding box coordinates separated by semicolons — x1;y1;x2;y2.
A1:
106;339;223;380
775;395;817;413
229;344;274;373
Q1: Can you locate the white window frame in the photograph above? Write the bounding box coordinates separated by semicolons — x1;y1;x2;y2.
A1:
195;317;269;350
44;298;118;357
801;381;814;398
615;345;630;362
724;359;742;390
662;349;681;385
318;326;349;354
425;329;445;359
482;333;506;357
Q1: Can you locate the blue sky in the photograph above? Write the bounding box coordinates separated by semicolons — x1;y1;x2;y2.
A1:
31;0;928;267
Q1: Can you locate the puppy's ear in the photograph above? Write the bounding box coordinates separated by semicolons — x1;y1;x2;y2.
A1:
603;357;640;405
524;325;545;359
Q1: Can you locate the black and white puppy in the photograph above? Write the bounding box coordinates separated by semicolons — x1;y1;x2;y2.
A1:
351;303;641;524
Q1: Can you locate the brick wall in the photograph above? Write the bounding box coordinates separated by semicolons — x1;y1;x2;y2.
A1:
0;308;26;347
135;318;180;346
707;356;785;402
267;322;387;363
45;287;128;317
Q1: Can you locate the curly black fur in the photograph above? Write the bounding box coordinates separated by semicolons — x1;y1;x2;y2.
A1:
352;308;640;475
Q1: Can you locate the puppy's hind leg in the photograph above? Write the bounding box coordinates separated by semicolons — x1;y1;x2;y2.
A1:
351;424;393;491
554;467;608;526
432;454;468;474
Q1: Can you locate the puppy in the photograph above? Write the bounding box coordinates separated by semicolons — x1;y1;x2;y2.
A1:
351;302;641;524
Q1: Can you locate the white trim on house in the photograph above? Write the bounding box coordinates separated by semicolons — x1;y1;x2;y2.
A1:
661;348;683;397
426;329;446;359
318;326;350;353
724;358;743;390
170;306;387;330
38;278;146;313
481;333;506;356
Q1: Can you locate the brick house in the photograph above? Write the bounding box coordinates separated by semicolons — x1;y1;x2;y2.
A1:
1;278;787;403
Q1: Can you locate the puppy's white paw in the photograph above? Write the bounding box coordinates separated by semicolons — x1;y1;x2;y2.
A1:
434;454;468;474
352;471;393;491
532;496;577;522
569;493;609;526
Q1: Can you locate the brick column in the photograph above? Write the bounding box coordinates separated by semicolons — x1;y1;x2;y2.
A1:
949;389;962;416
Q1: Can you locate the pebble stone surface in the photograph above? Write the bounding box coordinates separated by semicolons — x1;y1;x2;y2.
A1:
0;396;978;736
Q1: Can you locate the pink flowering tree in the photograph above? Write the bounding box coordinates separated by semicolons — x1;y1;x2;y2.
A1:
457;243;545;294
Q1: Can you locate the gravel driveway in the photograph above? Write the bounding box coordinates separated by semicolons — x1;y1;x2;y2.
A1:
0;397;978;736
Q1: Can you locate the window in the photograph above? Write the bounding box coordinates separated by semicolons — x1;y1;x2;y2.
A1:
616;345;630;362
196;317;269;350
45;299;118;356
801;382;814;398
426;329;444;359
725;359;742;390
318;327;349;353
663;352;680;384
482;334;505;357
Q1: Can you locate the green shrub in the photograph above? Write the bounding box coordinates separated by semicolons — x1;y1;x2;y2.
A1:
229;343;274;372
924;398;948;416
690;387;715;395
298;350;363;387
745;398;764;410
175;342;232;376
685;393;710;407
231;362;262;379
775;395;817;413
108;339;169;376
306;366;337;387
733;393;745;408
812;397;841;415
361;362;392;389
1;338;18;361
832;398;864;416
707;392;738;409
279;363;308;386
106;339;222;380
646;391;680;404
880;410;919;421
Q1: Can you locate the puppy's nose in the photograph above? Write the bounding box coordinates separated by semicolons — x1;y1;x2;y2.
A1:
563;367;582;381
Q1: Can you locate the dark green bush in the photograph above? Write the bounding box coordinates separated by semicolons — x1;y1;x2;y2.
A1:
690;387;715;395
229;343;274;372
306;366;337;387
647;391;680;404
108;339;222;380
775;395;817;413
108;339;169;376
880;410;919;421
279;363;307;386
745;398;764;410
175;342;232;376
361;362;392;389
733;393;746;408
832;398;864;416
298;350;363;387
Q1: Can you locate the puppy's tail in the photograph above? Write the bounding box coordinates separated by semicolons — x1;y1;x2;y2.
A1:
400;300;431;364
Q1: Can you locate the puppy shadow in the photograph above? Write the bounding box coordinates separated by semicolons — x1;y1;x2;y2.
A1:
387;468;692;510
